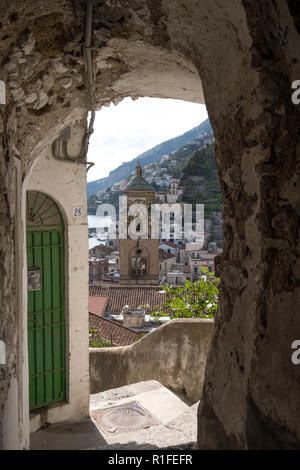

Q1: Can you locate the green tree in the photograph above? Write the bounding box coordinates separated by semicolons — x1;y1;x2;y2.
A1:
134;333;146;342
89;328;113;348
151;268;219;320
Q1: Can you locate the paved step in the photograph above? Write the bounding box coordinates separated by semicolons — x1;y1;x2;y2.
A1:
90;380;190;426
31;380;199;450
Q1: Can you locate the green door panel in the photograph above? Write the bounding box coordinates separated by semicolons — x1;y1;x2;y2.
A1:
27;191;66;411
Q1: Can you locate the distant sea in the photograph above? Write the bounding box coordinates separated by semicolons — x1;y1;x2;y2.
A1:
88;215;113;229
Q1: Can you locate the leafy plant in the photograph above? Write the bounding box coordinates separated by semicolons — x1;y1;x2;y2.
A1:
151;267;219;320
134;333;146;342
89;328;113;348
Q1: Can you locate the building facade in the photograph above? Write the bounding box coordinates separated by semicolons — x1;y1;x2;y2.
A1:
120;165;159;285
89;258;109;283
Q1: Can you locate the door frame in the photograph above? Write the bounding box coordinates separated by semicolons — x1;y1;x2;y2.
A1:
26;192;66;411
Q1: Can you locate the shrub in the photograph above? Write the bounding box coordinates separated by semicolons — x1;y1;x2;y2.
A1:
151;267;219;320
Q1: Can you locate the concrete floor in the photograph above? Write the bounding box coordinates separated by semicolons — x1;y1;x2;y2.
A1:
30;380;199;450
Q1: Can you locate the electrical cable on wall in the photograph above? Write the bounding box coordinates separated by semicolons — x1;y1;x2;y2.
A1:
51;0;96;173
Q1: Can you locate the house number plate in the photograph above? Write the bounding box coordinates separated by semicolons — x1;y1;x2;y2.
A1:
73;206;83;218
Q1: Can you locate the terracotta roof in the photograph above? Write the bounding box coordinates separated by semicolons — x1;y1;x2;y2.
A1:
89;312;139;346
199;253;216;260
88;296;109;317
159;250;177;261
89;285;166;314
160;241;178;249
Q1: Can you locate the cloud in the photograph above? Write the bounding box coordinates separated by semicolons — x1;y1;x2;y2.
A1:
87;97;208;182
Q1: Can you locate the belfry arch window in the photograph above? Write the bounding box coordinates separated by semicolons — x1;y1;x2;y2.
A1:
131;256;147;276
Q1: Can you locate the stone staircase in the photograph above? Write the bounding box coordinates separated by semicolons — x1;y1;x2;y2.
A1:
30;380;199;450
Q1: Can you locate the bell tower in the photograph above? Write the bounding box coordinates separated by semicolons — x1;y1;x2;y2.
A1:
120;165;159;285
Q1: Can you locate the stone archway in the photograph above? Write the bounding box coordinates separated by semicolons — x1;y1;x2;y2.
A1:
0;0;300;449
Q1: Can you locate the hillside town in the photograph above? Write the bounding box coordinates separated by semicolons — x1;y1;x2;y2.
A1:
88;163;222;347
94;132;215;196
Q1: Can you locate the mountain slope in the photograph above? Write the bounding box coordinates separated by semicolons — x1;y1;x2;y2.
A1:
87;119;212;197
88;131;216;215
88;135;223;246
181;142;222;216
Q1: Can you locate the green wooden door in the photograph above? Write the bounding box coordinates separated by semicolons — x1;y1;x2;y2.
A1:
26;191;66;411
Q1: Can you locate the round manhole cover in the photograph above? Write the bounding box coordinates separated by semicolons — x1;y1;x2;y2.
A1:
91;401;159;434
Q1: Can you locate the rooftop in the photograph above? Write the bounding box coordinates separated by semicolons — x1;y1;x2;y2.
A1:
123;164;155;192
160;241;178;249
159;250;177;262
89;296;109;317
89;312;139;346
89;285;166;314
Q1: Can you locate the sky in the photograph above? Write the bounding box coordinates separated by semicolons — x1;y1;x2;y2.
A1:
87;97;208;182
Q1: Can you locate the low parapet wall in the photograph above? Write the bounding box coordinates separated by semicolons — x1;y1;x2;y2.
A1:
89;318;214;403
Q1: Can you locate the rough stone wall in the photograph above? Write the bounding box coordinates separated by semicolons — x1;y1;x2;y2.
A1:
196;0;300;450
0;0;299;449
0;1;86;447
0;1;88;172
90;319;214;403
0;104;17;448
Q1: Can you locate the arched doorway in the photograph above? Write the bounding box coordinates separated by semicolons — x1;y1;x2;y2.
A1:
26;191;66;411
